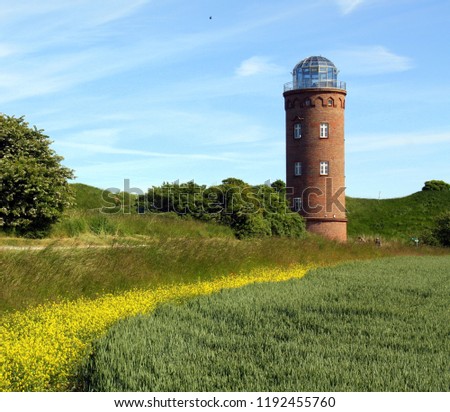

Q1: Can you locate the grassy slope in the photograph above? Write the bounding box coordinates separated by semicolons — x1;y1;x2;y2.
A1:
79;256;450;392
70;183;107;210
347;190;450;239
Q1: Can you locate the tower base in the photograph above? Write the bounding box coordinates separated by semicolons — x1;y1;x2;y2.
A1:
305;218;347;242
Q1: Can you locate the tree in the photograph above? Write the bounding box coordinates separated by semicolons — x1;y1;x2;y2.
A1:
422;180;450;191
0;114;74;236
140;178;306;239
270;179;286;192
433;212;450;247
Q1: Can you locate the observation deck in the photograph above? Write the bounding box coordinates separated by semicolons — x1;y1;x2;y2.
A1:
284;56;346;92
284;80;346;92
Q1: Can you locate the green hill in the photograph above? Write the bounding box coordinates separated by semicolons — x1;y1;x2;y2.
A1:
70;183;137;211
70;183;108;210
347;191;450;240
69;183;449;241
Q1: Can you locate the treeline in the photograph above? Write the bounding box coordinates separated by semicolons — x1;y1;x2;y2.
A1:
134;178;305;239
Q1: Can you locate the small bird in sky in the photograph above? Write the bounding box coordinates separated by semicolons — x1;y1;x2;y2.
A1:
209;16;212;19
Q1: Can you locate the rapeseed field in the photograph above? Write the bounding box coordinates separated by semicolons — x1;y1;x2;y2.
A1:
80;256;450;392
0;265;311;392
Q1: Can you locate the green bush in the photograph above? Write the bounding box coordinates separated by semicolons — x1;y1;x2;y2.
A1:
419;229;440;247
231;212;272;239
433;211;450;246
421;211;450;247
0;115;74;236
422;180;450;191
141;178;306;239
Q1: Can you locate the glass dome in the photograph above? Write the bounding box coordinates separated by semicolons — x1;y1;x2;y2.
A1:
285;56;345;91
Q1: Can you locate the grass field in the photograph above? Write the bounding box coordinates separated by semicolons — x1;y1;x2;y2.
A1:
1;236;442;313
1;183;449;392
78;256;450;392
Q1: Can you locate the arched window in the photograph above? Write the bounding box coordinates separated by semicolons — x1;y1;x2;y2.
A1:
328;98;334;107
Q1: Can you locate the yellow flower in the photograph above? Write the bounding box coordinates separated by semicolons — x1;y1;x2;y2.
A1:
0;265;312;391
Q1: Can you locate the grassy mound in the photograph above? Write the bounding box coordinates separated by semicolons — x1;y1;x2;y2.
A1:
70;183;106;210
347;190;450;240
78;256;450;392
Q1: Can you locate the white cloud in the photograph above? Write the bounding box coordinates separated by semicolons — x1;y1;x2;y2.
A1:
347;131;450;153
331;46;413;75
335;0;365;15
0;44;153;104
0;7;287;104
0;0;149;26
62;129;122;145
235;56;282;77
0;43;18;58
56;141;236;162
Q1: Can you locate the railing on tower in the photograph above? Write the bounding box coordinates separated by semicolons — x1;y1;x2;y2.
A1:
284;80;346;92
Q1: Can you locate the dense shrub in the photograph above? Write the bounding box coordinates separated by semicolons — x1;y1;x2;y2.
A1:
0;115;74;236
421;211;450;247
138;178;306;239
419;229;440;247
422;180;450;191
432;212;450;246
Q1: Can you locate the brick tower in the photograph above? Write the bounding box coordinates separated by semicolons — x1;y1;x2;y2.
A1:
283;56;347;241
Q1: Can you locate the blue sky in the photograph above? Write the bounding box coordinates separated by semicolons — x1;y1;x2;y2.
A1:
1;0;449;198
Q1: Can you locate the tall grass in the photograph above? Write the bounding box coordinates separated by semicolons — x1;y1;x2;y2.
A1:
49;211;234;240
2;236;442;313
78;256;450;392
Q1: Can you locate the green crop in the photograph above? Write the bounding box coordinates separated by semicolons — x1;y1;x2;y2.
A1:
79;256;450;392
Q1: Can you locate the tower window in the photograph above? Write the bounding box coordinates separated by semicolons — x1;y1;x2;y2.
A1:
320;161;329;176
294;123;302;139
293;197;302;212
294;162;302;176
320;122;329;138
304;98;311;107
328;98;333;107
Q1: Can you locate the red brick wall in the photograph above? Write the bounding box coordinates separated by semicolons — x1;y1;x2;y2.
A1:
284;88;347;241
306;220;347;241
